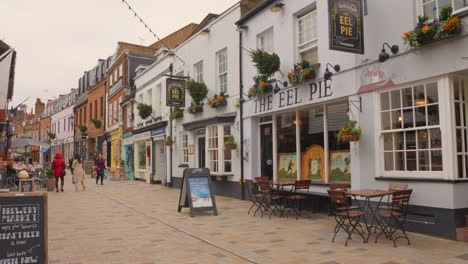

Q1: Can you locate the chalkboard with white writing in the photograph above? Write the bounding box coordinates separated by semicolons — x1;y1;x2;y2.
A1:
0;192;48;264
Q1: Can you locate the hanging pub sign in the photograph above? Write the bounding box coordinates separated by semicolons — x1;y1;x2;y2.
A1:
166;78;185;107
328;0;364;54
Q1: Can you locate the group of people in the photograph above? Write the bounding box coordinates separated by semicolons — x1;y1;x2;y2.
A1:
51;153;107;192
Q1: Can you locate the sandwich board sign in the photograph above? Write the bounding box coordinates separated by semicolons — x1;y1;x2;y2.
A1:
178;168;218;217
0;192;48;264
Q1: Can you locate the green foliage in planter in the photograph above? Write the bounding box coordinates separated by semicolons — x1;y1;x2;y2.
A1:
79;125;87;134
46;168;54;179
249;49;280;78
186;80;208;105
207;92;228;108
47;132;56;140
187;102;203;114
224;135;237;150
170;107;184;120
91;119;102;129
165;136;174;146
137;103;153;119
336;120;362;143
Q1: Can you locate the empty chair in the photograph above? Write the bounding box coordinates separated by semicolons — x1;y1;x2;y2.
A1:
285;180;310;219
245;179;266;217
257;180;284;219
376;189;413;247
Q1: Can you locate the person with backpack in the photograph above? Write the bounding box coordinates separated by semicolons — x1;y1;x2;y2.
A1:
51;153;66;192
72;153;86;191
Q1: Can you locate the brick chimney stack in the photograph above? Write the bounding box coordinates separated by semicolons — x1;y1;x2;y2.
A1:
35;98;45;116
240;0;264;16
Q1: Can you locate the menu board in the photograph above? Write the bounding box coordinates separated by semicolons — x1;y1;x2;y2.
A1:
0;193;48;264
84;160;94;175
178;168;217;217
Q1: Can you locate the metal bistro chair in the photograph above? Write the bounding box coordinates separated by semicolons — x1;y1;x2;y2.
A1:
257;180;285;219
245;179;267;217
328;189;367;246
376;189;413;247
285;180;310;219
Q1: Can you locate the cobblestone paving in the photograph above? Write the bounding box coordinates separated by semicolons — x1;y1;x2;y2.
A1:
47;176;468;264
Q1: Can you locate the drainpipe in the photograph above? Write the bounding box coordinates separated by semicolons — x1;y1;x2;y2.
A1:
239;30;245;200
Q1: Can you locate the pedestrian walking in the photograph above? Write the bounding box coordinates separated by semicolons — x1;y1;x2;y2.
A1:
72;154;86;191
69;157;74;175
51;153;67;192
95;153;106;185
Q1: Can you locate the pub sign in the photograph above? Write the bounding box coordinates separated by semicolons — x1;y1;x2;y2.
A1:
328;0;364;54
166;78;186;107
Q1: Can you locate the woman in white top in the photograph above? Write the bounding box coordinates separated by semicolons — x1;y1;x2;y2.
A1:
72;154;86;191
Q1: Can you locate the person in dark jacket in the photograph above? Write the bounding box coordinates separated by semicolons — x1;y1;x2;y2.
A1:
69;157;74;175
94;153;106;185
51;153;67;192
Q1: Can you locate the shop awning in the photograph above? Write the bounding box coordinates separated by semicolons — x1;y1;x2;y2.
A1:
11;138;49;148
40;147;50;153
183;112;237;131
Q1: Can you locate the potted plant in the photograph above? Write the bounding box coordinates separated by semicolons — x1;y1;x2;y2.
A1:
287;60;321;85
91;119;102;129
165;136;174;146
170;107;184;120
248;49;281;98
46;168;55;192
79;125;87;134
207;92;228;108
224;135;237;151
186;80;208;114
47;132;56;140
137;103;153;119
402;7;462;50
337;120;362;143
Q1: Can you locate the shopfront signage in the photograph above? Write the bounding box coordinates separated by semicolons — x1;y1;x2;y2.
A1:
328;0;364;54
123;136;134;146
150;127;165;137
178;168;218;217
0;192;48;264
166;78;185;107
254;79;333;114
134;131;151;141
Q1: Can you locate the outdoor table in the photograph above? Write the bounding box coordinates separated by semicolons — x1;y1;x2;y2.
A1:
345;189;394;242
270;179;296;191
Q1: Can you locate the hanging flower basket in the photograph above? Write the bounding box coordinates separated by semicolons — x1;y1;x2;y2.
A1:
207;92;228;108
91;119;102;129
170;107;184;120
337;120;362;143
79;125;87;134
165;136;174;146
187;103;203;114
224;136;237;150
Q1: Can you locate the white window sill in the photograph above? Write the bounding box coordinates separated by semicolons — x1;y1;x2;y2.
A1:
375;176;468;183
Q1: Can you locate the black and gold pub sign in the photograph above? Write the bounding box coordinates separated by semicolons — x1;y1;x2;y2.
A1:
328;0;364;54
166;78;185;107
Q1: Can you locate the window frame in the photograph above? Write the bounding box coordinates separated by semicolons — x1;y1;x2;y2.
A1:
375;77;453;179
216;48;228;93
194;60;204;83
452;75;468;179
296;9;318;54
181;133;189;164
256;27;274;53
207;126;219;173
420;0;468;19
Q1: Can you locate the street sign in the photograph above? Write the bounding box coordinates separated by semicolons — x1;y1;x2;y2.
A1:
178;168;217;217
328;0;364;54
166;78;185;107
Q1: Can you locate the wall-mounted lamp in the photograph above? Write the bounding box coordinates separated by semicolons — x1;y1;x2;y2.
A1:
271;79;288;94
378;42;399;63
324;63;341;80
199;28;210;36
236;24;249;32
270;2;284;12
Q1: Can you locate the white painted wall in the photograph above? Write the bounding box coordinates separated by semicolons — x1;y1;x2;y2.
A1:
51;105;74;141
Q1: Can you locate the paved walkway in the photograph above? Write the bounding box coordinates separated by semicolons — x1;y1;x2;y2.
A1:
47;176;468;264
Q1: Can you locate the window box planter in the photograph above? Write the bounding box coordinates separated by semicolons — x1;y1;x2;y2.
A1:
287;61;320;86
187;103;203;114
208;92;228;108
339;132;361;142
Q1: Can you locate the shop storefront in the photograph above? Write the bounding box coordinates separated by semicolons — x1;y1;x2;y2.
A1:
151;127;166;184
109;127;122;170
122;132;134;180
62;137;74;161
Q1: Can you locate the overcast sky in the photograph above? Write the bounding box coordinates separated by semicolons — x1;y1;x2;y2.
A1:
0;0;238;110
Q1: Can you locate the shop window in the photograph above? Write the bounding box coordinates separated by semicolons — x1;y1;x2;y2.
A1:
327;103;351;183
277;112;297;179
223;126;232;173
297;8;318;63
208;126;219;172
216;48;228;93
380;82;442;173
181;133;189;163
421;0;468;20
299;106;324;181
194;61;203;83
137;141;146;170
257;27;273;53
453;77;468;179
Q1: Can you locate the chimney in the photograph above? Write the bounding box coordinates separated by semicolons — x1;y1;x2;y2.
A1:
35;98;45;116
240;0;264;16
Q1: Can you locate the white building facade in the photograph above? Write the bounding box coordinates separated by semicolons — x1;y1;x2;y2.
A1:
50;92;75;161
237;0;468;239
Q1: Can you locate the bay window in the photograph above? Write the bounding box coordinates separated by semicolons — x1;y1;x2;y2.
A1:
454;77;468;178
181;133;189;163
206;125;234;174
208;126;219;173
223;126;232;173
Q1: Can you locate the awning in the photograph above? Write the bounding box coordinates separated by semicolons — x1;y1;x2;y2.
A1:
11;138;49;148
40;147;50;153
183;112;237;131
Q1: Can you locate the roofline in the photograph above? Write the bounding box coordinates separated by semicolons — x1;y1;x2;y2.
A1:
235;0;276;25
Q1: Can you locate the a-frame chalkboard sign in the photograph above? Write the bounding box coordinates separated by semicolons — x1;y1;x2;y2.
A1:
177;168;217;217
0;192;48;264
